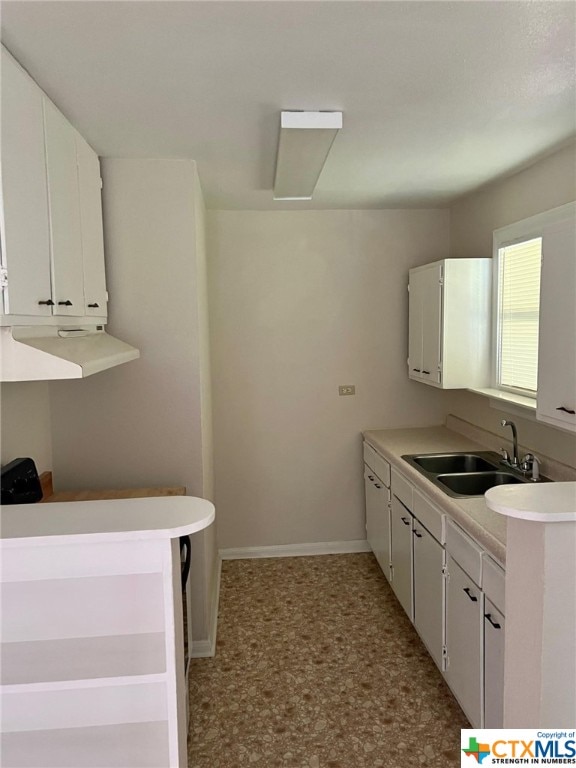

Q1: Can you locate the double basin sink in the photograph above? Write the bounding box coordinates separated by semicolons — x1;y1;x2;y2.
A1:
401;451;536;498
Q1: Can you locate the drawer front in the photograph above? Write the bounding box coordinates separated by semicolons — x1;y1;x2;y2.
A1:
391;466;413;510
445;518;482;586
363;442;390;488
482;554;505;614
413;488;444;544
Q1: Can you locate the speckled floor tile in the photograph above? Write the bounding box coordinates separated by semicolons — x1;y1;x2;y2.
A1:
188;554;468;767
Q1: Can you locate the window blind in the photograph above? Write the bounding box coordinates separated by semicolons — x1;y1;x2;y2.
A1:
498;237;542;394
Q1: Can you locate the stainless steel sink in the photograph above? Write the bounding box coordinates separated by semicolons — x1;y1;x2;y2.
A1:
436;471;524;497
411;453;497;474
401;450;538;498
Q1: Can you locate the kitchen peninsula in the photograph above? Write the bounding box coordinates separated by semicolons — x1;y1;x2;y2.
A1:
0;495;215;768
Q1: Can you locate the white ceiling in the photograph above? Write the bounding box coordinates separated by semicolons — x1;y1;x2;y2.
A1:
1;1;575;210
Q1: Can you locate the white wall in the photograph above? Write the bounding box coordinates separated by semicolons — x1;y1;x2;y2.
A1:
49;159;217;647
208;209;452;550
0;381;52;472
447;140;576;468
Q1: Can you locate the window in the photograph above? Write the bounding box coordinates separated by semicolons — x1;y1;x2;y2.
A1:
496;237;542;397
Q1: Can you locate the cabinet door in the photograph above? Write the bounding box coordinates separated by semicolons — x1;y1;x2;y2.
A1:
43;98;85;316
76;133;107;317
413;522;444;669
365;469;391;582
484;599;505;728
0;49;53;316
390;495;413;620
408;269;423;380
445;555;482;727
421;263;442;385
537;217;576;432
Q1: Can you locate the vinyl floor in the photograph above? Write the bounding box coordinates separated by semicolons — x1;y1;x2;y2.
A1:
188;553;468;768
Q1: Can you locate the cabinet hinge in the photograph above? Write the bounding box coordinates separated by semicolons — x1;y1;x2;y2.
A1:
439;277;444;285
0;267;7;289
99;177;103;189
442;565;449;579
442;646;449;670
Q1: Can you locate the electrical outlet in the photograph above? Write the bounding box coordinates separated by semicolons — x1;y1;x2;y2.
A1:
338;385;355;396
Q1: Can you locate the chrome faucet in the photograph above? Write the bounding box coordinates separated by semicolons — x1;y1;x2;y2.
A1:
500;419;519;467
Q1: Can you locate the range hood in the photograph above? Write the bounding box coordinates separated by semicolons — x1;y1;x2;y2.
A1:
0;326;140;382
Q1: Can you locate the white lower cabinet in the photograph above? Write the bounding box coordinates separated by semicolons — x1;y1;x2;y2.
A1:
390;495;414;619
413;521;444;669
362;448;506;728
364;468;391;582
363;442;392;583
483;599;505;728
444;554;483;727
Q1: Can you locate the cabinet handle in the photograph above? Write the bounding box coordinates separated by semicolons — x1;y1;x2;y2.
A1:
58;300;73;306
556;406;576;415
412;368;421;373
484;613;501;629
463;587;478;602
368;475;375;481
375;483;382;489
413;529;423;538
87;302;100;308
422;370;431;375
38;299;54;306
401;516;410;526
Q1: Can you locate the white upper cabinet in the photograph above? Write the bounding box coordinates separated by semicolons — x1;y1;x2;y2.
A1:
43;98;85;317
76;134;107;316
0;46;107;325
0;49;52;316
537;213;576;432
408;258;491;389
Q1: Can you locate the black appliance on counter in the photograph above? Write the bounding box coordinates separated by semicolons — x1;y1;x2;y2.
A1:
1;457;43;504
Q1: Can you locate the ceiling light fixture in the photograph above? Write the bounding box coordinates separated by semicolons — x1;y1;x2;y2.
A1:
273;111;343;201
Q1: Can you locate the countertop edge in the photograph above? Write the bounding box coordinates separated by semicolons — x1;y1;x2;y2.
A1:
0;496;216;545
485;483;576;522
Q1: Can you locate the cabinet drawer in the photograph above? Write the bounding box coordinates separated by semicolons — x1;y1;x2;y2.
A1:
363;442;390;488
482;555;505;614
391;467;413;510
445;518;482;586
413;488;444;543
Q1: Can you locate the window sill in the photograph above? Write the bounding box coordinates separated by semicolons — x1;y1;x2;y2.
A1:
468;387;537;419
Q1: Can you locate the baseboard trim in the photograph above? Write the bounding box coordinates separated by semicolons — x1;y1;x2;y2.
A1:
219;540;371;560
190;555;222;659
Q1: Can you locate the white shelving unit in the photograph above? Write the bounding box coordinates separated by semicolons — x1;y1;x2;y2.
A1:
0;496;215;768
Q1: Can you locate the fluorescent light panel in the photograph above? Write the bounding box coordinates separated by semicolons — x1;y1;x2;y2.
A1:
273;111;342;201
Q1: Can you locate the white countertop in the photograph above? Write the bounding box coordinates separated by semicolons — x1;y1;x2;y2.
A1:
485;482;576;522
0;495;215;547
363;425;508;563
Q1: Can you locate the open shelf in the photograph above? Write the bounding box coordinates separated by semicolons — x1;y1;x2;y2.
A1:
1;574;165;643
0;721;169;768
1;632;166;687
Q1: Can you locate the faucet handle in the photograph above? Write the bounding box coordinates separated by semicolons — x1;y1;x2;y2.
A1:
500;448;510;464
520;453;533;472
521;453;541;482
